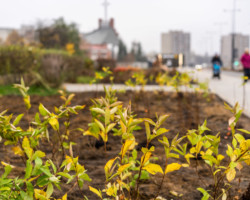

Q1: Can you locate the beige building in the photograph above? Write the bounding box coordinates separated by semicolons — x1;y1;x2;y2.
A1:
161;30;191;65
221;33;249;68
0;28;15;44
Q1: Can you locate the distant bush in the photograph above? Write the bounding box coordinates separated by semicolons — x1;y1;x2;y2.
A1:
0;46;40;75
0;45;94;87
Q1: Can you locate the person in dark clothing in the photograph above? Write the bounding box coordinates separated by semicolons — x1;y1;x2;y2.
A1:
211;54;223;79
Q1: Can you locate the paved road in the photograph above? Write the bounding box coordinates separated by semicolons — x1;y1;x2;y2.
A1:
63;67;250;117
181;67;250;117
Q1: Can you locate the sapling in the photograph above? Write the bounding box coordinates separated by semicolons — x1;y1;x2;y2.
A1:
187;103;250;200
0;82;90;199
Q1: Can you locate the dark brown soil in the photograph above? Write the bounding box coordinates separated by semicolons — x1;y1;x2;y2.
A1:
0;91;249;200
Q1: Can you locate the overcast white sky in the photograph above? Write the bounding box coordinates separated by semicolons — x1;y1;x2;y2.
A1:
1;0;250;55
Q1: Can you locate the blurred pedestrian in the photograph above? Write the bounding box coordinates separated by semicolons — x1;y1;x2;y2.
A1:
240;48;250;82
211;54;223;79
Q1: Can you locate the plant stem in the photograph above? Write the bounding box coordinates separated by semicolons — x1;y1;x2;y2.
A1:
135;142;149;200
56;130;66;159
154;159;168;200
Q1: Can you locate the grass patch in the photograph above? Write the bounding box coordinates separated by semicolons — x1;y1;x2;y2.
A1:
77;76;95;84
0;85;59;96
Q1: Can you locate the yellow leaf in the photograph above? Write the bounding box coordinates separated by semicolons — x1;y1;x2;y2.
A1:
12;146;24;156
22;136;30;149
117;180;130;192
185;154;194;164
236;162;243;171
28;175;40;182
89;186;102;199
143;163;163;175
240;141;248;151
165;163;182;174
62;193;67;200
1;161;15;168
243;154;250;165
105;157;118;173
24;96;31;110
118;164;131;173
106;186;115;196
226;168;236;182
217;154;224;161
34;189;47;199
120;120;126;133
121;140;133;159
141;152;152;166
99;131;107;142
49;118;59;131
83;130;99;140
22;137;33;159
196;141;203;154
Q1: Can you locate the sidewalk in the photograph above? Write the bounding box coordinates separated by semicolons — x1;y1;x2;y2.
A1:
63;67;250;117
181;67;250;117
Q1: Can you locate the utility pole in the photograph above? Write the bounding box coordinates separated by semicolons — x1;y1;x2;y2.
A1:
224;0;240;69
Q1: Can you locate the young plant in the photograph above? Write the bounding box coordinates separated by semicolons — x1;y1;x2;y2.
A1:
0;82;90;200
187;103;250;200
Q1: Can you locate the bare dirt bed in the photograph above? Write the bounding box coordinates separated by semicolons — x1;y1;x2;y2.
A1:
0;91;249;200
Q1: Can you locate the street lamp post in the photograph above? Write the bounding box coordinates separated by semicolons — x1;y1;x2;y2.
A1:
224;0;240;70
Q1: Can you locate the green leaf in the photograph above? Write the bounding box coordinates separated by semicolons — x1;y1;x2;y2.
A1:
232;138;237;148
105;108;110;126
32;150;46;161
198;120;210;135
1;165;13;179
79;173;92;182
144;118;156;126
226;145;233;157
57;172;72;179
237;129;250;134
234;134;245;144
132;149;137;160
106;123;116;133
94;119;105;132
78;179;84;189
35;113;41;123
46;183;53;198
39;167;52;177
158;114;169;127
49;160;57;174
37;175;49;187
25;161;33;179
197;188;210;200
91;108;105;115
140;170;150;180
0;187;11;191
145;122;151;140
39;103;50;116
13;114;24;126
65;94;75;106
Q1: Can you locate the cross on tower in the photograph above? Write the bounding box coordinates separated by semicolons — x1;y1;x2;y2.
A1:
102;0;110;22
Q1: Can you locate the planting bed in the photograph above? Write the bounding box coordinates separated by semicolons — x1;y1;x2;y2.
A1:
0;91;249;200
